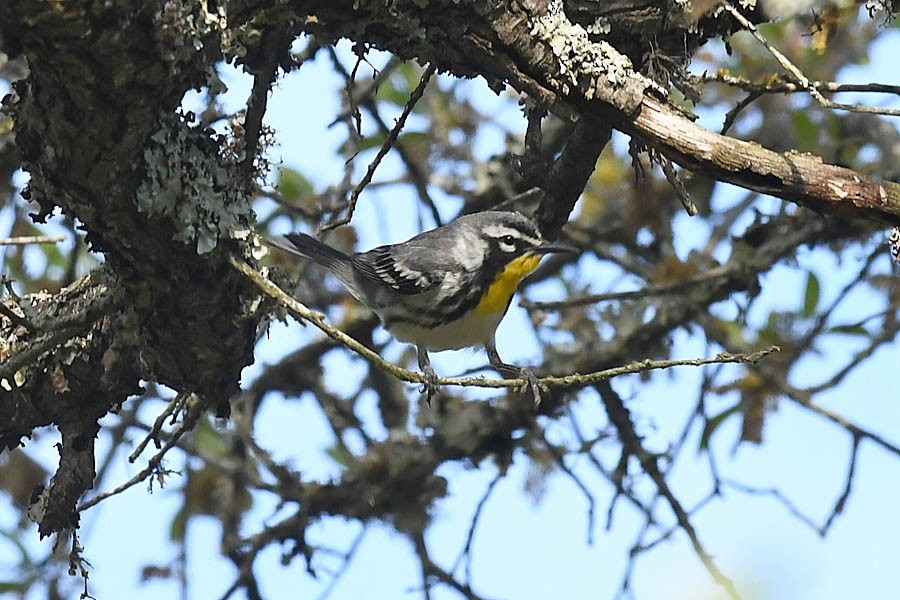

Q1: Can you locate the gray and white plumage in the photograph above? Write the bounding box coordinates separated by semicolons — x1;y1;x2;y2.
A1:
268;212;544;345
267;211;575;400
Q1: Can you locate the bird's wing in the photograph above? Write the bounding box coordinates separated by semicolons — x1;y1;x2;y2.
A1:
352;245;443;295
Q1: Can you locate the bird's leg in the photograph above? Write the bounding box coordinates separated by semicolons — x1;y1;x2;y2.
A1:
417;345;440;405
484;337;543;408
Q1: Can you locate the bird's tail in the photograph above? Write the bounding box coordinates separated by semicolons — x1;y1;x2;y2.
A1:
266;233;358;291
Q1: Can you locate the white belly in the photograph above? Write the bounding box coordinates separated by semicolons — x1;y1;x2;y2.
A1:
387;308;506;352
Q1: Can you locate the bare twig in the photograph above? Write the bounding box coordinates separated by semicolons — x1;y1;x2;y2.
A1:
0;235;66;245
704;71;900;100
656;150;698;216
0;302;31;331
314;528;368;600
0;293;117;380
721;90;762;135
450;474;502;585
722;478;823;534
721;2;900;117
77;396;203;512
520;263;740;311
822;435;860;533
543;434;597;545
232;254;779;391
128;393;189;462
413;531;490;600
320;63;437;233
597;380;741;599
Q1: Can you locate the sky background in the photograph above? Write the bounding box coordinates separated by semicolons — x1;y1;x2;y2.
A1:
2;15;899;600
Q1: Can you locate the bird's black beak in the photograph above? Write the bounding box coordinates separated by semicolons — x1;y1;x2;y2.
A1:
534;240;579;255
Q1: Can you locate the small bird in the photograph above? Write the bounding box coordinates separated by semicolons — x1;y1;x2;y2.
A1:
267;211;576;402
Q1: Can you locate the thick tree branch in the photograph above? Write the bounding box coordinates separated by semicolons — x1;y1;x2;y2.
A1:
234;0;900;225
0;1;262;417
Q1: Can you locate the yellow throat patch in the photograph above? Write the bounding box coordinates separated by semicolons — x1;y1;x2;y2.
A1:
475;253;542;315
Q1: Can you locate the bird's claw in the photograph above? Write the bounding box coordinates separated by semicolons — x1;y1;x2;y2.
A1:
420;364;441;406
518;367;544;408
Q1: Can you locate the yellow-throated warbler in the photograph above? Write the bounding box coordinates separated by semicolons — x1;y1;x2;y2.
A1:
268;211;576;400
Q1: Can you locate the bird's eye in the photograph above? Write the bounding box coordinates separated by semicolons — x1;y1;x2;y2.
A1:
497;235;518;253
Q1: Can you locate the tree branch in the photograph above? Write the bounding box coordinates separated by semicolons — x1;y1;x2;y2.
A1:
236;0;900;225
232;254;779;392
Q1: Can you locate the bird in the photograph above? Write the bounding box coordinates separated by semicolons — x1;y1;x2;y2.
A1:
267;210;576;403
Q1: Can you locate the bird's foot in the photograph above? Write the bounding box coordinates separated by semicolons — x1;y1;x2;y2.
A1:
516;366;544;408
493;362;545;408
420;364;441;406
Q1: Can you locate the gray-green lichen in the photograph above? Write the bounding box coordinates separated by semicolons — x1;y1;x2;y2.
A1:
155;0;246;69
135;111;254;255
528;4;648;112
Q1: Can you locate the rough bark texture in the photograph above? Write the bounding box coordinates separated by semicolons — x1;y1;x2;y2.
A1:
231;0;900;223
1;1;264;534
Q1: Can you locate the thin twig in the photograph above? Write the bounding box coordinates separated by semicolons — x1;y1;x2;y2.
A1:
327;53;443;227
314;527;368;600
597;380;741;599
543;434;597;545
450;474;501;585
0;293;116;379
655;149;697;216
822;434;860;533
128;393;189;462
0;235;66;246
721;90;762;134
521;264;738;311
0;302;31;330
721;2;900;117
232;255;779;391
704;71;900;99
722;478;823;534
77;397;203;512
319;63;437;233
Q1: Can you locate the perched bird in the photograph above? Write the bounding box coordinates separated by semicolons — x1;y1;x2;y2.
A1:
267;211;576;402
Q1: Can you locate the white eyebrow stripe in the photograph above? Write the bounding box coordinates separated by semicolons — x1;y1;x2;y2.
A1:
481;224;542;247
481;224;520;238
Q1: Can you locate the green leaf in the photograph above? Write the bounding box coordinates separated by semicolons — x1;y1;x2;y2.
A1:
169;504;189;542
376;62;427;106
802;271;820;318
827;324;870;336
791;112;818;153
699;402;741;453
193;417;226;457
0;582;29;594
277;167;314;204
325;445;354;469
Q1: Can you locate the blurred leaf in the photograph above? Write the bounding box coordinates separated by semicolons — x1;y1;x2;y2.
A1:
340;130;428;159
699;402;741;453
0;581;29;593
0;449;48;510
326;444;354;469
376;62;426;107
791;112;818;153
193;417;226;457
169;504;189;542
802;271;820;318
395;130;430;155
827;323;870;336
651;255;699;284
277;167;314;205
